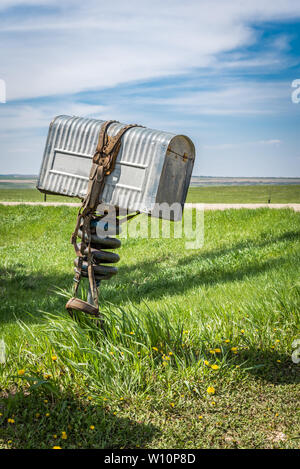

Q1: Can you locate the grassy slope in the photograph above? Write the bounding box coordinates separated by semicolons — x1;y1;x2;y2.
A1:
1;185;300;203
0;206;299;449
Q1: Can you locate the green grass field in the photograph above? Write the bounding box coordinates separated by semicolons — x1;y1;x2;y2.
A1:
0;184;300;203
0;206;299;449
0;188;80;203
186;185;300;203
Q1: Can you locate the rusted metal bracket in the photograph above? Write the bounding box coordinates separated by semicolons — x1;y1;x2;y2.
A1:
66;209;139;323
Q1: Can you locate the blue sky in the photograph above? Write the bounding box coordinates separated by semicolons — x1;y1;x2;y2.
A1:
0;0;300;176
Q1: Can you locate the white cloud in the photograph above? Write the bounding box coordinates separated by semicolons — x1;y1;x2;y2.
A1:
1;0;300;100
204;139;282;150
141;80;292;116
258;139;282;145
0;0;300;175
0;102;108;134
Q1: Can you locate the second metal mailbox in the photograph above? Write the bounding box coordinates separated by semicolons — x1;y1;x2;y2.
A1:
37;115;195;220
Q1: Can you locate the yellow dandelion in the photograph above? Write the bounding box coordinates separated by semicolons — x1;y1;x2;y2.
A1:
209;350;215;354
211;364;219;370
277;360;281;363
7;440;12;444
53;434;57;439
61;431;67;440
90;425;95;430
214;348;221;353
17;369;25;376
241;329;245;334
170;402;175;407
52;446;62;449
275;339;280;343
204;360;210;366
44;400;48;403
198;415;203;419
231;347;238;352
45;413;50;417
207;386;215;395
169;352;173;356
224;339;230;343
211;401;216;406
51;355;57;361
152;347;158;351
130;331;135;335
87;396;92;401
7;418;15;423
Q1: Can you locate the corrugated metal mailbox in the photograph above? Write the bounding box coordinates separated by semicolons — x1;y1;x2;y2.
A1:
37;115;195;220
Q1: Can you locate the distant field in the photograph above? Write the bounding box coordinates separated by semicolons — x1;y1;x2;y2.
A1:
0;175;37;190
0;184;300;204
0;188;80;203
186;185;300;204
190;177;300;186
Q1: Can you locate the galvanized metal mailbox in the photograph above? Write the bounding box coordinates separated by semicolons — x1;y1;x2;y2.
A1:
37;115;195;220
37;115;196;317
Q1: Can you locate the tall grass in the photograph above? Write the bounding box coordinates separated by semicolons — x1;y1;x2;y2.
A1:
3;278;298;404
1;206;299;448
